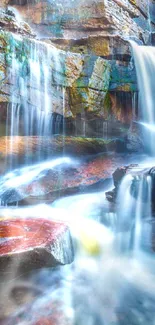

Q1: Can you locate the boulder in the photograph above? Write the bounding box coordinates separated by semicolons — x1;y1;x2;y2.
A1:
0;146;128;205
0;218;74;274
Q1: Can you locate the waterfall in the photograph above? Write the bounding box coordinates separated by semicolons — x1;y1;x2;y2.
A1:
130;41;155;155
115;174;134;253
116;172;152;255
6;34;63;165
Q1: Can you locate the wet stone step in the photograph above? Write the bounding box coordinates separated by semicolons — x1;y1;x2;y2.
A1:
0;218;74;275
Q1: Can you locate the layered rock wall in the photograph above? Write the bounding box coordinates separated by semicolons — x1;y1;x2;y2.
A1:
0;0;154;137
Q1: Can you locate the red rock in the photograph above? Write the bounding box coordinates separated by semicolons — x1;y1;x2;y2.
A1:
0;152;132;206
0;218;74;274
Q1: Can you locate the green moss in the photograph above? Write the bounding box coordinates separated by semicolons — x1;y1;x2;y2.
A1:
103;92;112;118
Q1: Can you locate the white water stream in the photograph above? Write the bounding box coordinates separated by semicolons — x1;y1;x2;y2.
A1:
131;41;155;154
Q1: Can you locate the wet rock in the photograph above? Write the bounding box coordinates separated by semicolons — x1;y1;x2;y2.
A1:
0;0;153;130
0;150;130;205
106;164;155;212
49;35;131;60
0;218;74;274
1;290;72;325
0;188;23;205
105;164;138;203
0;8;34;36
0;8;140;127
126;123;144;152
0;136;127;164
0;29;114;118
7;0;150;41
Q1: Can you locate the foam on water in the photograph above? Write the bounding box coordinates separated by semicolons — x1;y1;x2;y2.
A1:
0;157;78;204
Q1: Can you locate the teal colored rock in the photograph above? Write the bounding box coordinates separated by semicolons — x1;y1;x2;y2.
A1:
110;60;137;92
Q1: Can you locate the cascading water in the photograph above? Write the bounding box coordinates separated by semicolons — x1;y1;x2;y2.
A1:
115;169;152;255
130;41;155;155
6;33;64;166
2;5;155;325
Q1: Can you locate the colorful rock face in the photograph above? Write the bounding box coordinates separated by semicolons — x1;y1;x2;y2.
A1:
0;26;137;126
0;0;154;128
0;28;113;118
0;9;34;36
0;136;127;162
0;1;141;128
0;218;74;273
5;0;151;40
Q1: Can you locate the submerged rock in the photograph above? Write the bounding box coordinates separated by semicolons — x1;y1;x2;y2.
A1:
0;151;131;206
0;218;74;274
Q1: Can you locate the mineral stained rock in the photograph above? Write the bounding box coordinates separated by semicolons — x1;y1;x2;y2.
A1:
5;0;151;41
0;0;155;130
0;149;131;206
0;218;74;273
0;136;127;163
0;3;138;129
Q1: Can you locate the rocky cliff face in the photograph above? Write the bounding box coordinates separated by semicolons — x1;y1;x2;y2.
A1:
0;0;154;137
4;0;152;40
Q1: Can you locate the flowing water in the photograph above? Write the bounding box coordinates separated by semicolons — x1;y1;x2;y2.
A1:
115;170;153;255
1;10;155;325
0;181;155;325
6;34;64;166
130;41;155;154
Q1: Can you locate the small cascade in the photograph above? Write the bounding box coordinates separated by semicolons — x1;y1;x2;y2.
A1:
132;92;137;122
115;171;152;255
133;175;152;254
6;34;64;166
115;174;134;252
0;157;75;205
130;41;155;154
